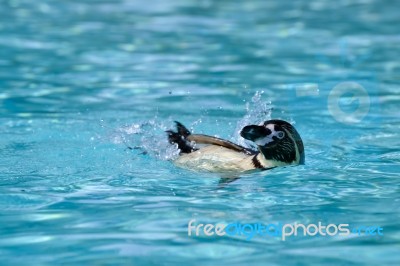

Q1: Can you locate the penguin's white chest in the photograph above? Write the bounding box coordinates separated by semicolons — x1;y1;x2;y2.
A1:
173;145;254;172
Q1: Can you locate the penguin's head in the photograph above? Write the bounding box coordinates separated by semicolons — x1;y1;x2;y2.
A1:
240;119;305;165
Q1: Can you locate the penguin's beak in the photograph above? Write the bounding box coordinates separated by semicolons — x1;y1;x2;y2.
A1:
240;125;268;141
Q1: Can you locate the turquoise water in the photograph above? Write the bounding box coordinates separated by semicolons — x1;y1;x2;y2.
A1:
1;0;400;265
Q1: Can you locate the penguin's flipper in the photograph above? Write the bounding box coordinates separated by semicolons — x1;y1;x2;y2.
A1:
218;174;241;187
187;134;256;155
166;121;197;154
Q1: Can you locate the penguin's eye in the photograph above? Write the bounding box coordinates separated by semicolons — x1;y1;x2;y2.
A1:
277;131;285;139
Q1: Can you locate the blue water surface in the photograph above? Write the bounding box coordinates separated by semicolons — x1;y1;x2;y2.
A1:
0;0;399;265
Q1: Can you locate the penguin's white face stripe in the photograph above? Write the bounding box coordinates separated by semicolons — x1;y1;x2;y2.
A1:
254;124;285;146
255;136;274;146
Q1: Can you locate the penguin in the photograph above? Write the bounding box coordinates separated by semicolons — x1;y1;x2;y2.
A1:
166;119;304;176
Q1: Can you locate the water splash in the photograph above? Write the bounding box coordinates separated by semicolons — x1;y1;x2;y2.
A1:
231;91;272;149
114;92;272;159
112;120;180;161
